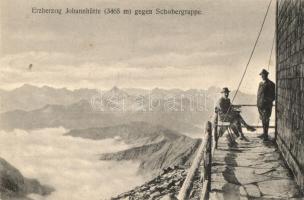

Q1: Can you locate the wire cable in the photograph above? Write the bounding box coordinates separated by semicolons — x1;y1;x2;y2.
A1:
232;0;273;103
268;33;276;71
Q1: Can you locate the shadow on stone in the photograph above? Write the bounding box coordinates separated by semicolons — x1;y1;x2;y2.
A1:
222;142;241;200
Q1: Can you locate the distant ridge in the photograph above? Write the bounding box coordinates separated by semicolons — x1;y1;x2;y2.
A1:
66;122;201;176
0;85;258;133
0;84;97;112
0;84;256;112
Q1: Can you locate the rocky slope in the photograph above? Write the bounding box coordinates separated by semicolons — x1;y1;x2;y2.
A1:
112;165;203;200
66;122;201;176
0;158;54;200
112;166;186;200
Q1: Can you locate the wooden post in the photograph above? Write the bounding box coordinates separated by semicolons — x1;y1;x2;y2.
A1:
201;121;212;200
206;121;212;198
177;121;211;200
204;121;212;180
214;113;219;149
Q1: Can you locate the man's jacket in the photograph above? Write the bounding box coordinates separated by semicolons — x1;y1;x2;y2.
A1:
257;79;275;108
215;97;231;115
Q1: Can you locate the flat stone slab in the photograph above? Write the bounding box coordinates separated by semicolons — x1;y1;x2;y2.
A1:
243;184;261;198
210;132;304;199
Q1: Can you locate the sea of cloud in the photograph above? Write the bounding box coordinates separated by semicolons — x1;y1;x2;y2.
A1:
0;127;146;200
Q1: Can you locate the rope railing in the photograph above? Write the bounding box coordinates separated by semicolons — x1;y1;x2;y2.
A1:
231;0;273;103
177;121;213;200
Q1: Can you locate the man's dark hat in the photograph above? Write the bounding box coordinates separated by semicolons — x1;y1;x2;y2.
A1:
259;69;269;75
221;87;230;93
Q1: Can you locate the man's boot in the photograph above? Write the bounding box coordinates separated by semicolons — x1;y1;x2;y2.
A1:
258;133;265;138
263;122;269;141
246;125;256;132
239;116;256;132
258;121;269;140
239;132;246;140
236;122;246;140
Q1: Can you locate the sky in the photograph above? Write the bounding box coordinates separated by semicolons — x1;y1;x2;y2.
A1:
0;0;276;94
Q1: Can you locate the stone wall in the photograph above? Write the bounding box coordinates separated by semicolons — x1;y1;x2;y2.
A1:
276;0;304;191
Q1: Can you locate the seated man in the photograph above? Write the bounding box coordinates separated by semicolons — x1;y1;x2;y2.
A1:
215;87;256;140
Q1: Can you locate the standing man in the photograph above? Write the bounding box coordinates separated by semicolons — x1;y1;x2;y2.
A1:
257;69;275;140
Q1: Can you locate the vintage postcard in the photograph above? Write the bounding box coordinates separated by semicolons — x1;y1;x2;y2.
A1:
0;0;303;199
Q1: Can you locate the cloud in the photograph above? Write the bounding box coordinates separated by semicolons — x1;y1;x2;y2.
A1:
125;51;236;68
0;48;276;93
0;128;146;200
0;0;276;93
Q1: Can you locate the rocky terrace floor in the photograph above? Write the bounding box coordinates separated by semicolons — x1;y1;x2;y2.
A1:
210;131;304;200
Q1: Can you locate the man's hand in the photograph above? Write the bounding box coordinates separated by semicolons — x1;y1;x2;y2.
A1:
232;105;241;108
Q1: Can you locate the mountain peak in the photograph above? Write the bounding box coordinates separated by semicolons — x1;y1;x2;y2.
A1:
13;84;39;92
20;83;37;89
41;85;55;90
111;86;119;91
109;86;124;94
105;86;129;98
